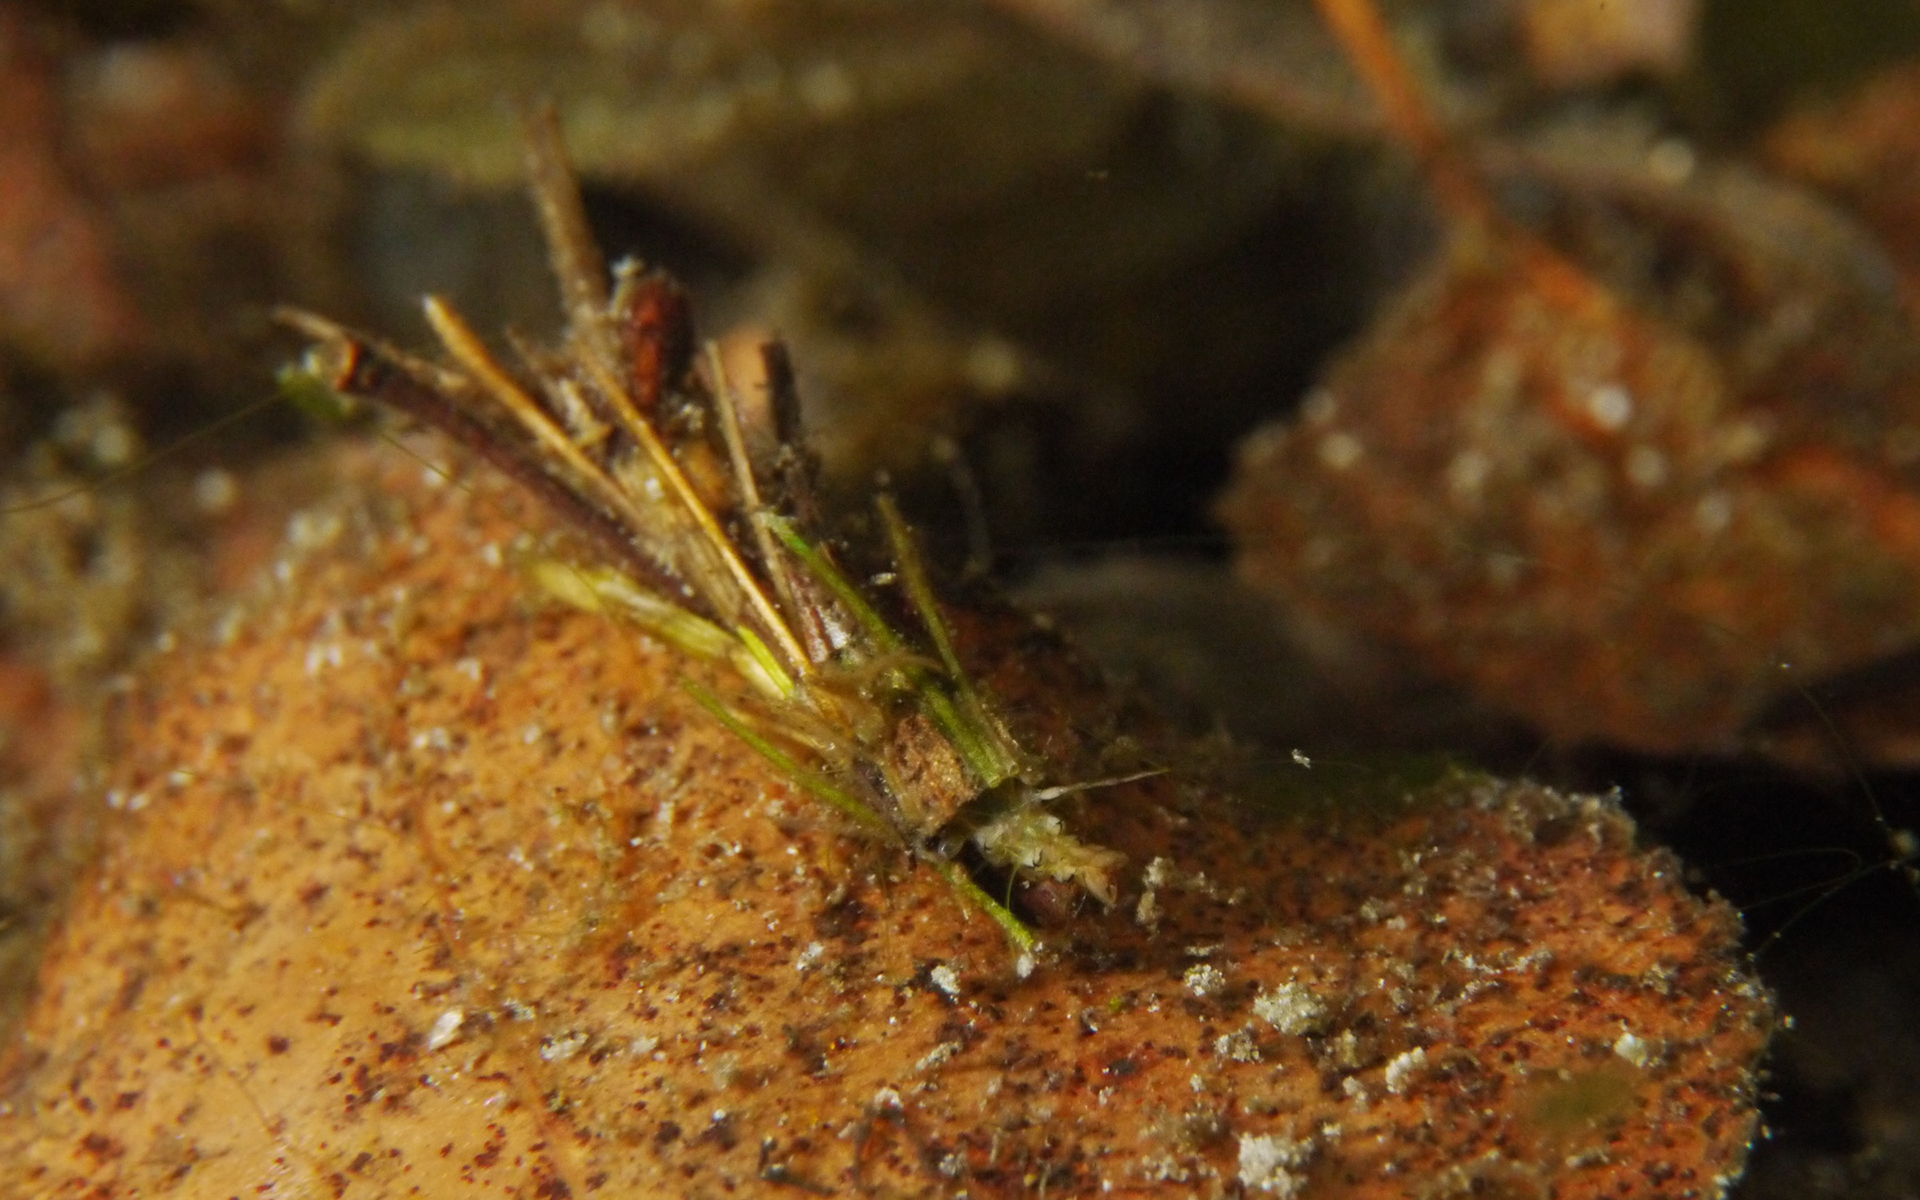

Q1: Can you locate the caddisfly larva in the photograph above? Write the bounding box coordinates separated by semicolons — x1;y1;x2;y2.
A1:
278;108;1130;955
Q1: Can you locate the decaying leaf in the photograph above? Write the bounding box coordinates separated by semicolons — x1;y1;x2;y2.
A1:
277;110;1145;947
1221;215;1920;755
0;436;1771;1197
1222;2;1920;758
0;85;1772;1196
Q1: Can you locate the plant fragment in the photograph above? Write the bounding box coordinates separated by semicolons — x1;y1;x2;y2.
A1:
279;110;1125;950
1222;0;1920;757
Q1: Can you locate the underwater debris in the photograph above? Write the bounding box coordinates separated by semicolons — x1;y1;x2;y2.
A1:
0;103;1768;1200
0;104;1771;1199
1221;0;1920;758
0;18;1777;1194
0;436;1771;1196
278;109;1131;949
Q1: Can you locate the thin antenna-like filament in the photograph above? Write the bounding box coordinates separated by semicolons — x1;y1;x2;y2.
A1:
522;106;619;372
584;350;813;677
1310;0;1495;231
683;682;895;838
706;343;823;662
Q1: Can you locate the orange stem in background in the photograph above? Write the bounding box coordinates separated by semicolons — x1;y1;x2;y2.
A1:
1310;0;1497;232
1316;0;1624;323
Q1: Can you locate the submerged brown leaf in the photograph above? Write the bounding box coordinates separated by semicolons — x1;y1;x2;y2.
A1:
1222;2;1920;758
0;440;1769;1197
1221;194;1920;755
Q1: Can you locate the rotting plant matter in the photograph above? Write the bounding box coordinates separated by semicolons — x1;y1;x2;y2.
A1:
1222;0;1920;759
0;116;1777;1200
280;110;1126;956
0;481;1777;1200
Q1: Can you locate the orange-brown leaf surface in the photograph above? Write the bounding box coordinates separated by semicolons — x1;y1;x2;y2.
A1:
1222;237;1920;755
1;439;1770;1197
1198;0;1920;765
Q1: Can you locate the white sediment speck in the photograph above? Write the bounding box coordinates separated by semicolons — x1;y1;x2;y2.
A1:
1237;1134;1312;1196
426;1008;465;1052
1252;982;1326;1035
928;964;961;997
540;1032;587;1062
1383;1047;1425;1094
1587;384;1633;430
795;942;825;972
1446;449;1491;499
1215;1028;1260;1063
1184;963;1227;998
1614;1028;1654;1068
193;468;238;514
89;418;137;468
1647;137;1697;185
1316;431;1362;471
1695;491;1733;534
915;1042;961;1072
